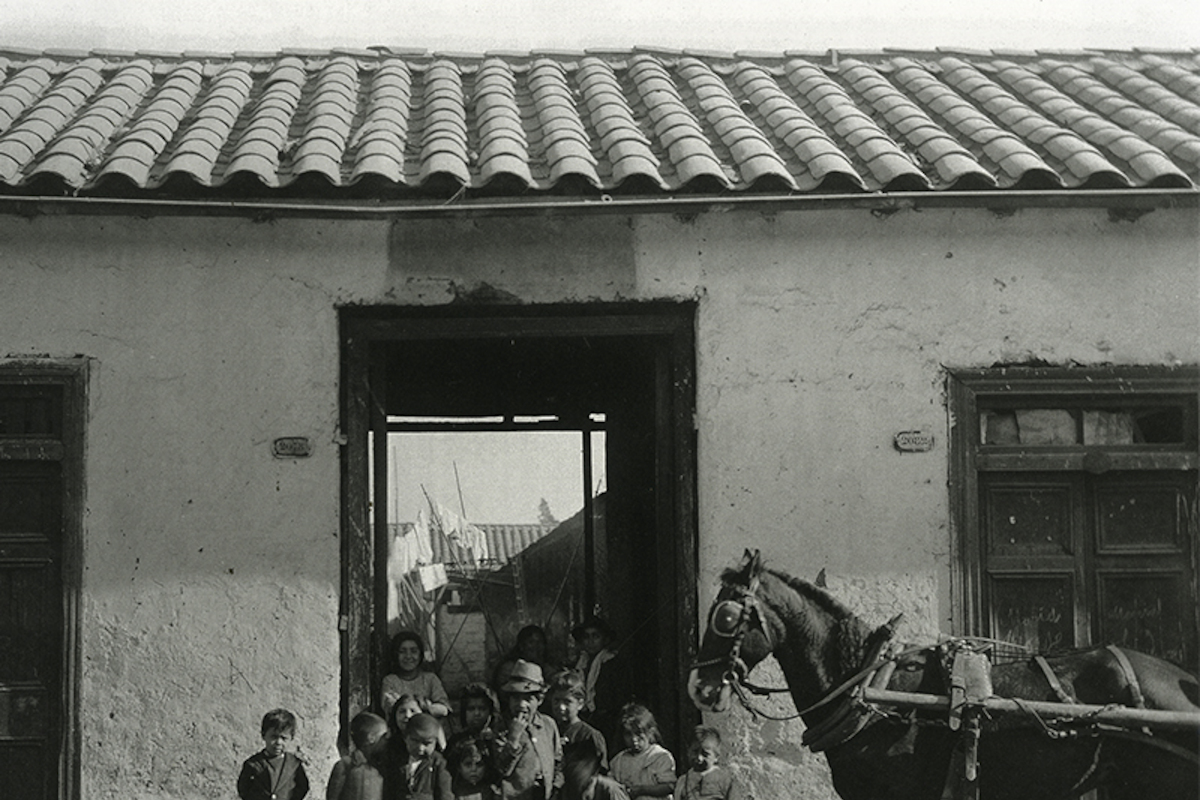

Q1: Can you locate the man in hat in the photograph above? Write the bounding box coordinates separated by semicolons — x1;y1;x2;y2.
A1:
490;659;563;800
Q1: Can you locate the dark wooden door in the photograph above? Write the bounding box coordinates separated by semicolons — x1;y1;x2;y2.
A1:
0;382;70;800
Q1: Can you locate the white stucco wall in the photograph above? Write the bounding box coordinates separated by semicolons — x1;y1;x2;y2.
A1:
0;202;1195;799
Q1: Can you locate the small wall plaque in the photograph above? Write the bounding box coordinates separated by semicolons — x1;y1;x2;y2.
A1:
894;430;935;452
273;437;313;458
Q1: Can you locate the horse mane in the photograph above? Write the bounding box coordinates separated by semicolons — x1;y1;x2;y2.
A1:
722;565;882;674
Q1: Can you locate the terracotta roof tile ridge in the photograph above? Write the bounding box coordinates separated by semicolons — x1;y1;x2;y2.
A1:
472;58;532;187
32;59;155;188
626;53;728;189
0;59;105;184
290;56;360;186
349;57;412;185
416;59;469;187
0;60;56;138
889;55;1059;189
1042;58;1200;172
1137;55;1200;105
161;61;254;186
676;56;795;190
839;57;996;189
992;57;1192;186
97;60;205;187
527;58;599;188
729;60;863;191
937;56;1125;188
575;56;663;189
222;57;306;187
1089;56;1200;135
782;56;928;190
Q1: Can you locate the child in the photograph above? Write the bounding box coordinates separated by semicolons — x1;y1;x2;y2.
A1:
382;631;451;727
446;683;498;752
570;616;621;740
387;712;453;800
445;735;497;800
548;670;608;774
490;659;563;800
609;704;675;800
326;712;389;800
238;708;310;800
392;693;447;752
673;728;742;800
563;739;630;800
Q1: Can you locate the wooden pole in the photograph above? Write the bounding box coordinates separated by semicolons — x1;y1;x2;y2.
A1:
861;688;1200;732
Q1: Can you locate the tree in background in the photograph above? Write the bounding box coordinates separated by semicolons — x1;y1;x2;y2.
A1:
538;497;558;528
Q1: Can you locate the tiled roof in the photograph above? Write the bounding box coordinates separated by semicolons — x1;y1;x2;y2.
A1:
0;47;1197;200
427;522;553;566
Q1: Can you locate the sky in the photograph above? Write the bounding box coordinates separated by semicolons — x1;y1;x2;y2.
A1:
388;431;606;525
6;0;1198;54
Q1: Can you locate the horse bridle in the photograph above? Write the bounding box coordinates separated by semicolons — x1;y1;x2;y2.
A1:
694;578;778;687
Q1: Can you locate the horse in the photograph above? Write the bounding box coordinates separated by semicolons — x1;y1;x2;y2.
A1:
688;550;1200;800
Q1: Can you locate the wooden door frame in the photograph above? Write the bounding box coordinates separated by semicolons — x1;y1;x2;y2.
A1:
0;358;86;800
339;304;699;745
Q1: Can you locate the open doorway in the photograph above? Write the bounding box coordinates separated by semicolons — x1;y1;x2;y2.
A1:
340;305;698;752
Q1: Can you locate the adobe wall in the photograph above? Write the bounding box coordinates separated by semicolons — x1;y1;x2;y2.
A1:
0;202;1194;798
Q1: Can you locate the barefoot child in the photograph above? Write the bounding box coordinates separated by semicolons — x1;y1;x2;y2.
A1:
609;704;674;800
673;728;742;800
238;708;311;800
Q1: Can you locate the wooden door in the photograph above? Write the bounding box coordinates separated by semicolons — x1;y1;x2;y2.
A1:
0;372;83;800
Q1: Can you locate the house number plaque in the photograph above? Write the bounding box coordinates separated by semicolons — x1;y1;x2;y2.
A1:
894;430;934;452
273;437;313;458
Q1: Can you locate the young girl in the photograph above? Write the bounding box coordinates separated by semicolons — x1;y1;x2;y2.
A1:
608;704;675;800
382;631;451;726
391;694;447;752
446;735;497;800
673;728;742;800
446;683;498;752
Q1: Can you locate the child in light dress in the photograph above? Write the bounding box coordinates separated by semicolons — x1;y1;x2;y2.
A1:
673;728;743;800
608;704;674;800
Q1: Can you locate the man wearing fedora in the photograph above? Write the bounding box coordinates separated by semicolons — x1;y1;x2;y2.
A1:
490;659;563;800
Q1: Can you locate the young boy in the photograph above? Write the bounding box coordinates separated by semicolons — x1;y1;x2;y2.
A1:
390;712;453;800
673;727;743;800
548;671;608;774
238;708;310;800
326;711;389;800
490;660;563;800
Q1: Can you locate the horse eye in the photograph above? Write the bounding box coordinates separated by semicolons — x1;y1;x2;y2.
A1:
711;601;743;636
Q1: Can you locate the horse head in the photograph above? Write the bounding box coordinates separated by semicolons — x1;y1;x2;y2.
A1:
688;549;779;712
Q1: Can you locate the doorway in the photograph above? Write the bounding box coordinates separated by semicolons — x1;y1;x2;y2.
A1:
0;362;85;800
340;305;699;752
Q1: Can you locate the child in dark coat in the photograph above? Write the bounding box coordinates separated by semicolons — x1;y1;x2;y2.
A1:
387;712;453;800
238;708;310;800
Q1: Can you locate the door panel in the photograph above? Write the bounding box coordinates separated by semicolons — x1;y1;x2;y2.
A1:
0;379;72;800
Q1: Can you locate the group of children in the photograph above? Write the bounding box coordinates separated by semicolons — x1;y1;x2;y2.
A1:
238;669;743;800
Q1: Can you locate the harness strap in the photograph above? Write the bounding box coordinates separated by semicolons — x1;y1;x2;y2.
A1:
1033;655;1078;704
1105;645;1145;708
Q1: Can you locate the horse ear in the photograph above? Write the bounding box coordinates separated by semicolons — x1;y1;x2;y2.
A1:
815;568;827;588
746;549;763;577
736;549;763;583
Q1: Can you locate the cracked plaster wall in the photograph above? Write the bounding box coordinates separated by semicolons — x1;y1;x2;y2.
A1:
0;204;1195;799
